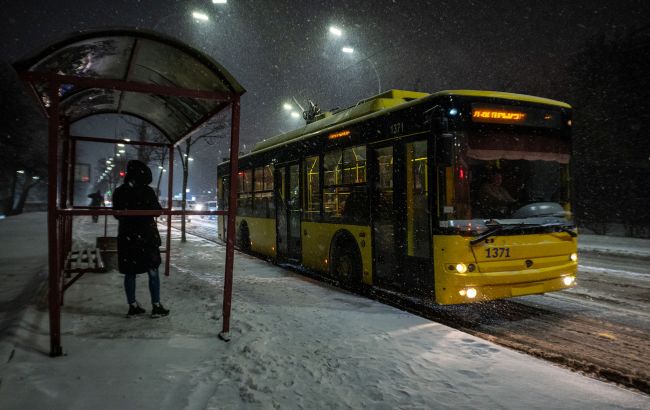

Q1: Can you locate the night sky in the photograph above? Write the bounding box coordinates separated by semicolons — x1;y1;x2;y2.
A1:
1;0;647;196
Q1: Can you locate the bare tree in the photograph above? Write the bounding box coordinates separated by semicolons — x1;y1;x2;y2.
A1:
0;62;47;215
176;118;228;242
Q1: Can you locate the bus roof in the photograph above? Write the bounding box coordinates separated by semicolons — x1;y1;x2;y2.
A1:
251;89;428;154
242;89;571;159
438;90;572;109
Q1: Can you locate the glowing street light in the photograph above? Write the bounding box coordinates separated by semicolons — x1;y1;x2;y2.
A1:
342;47;354;54
283;103;293;111
192;11;210;21
329;26;343;36
290;111;300;118
118;149;126;154
212;0;227;3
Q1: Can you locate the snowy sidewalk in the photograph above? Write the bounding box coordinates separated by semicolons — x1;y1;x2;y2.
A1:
0;216;648;409
0;213;48;352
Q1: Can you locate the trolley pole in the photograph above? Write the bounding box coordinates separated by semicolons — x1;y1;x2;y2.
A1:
220;96;240;341
47;81;63;357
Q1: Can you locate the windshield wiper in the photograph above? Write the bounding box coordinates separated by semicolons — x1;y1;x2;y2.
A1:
469;222;576;246
539;222;577;237
470;221;511;245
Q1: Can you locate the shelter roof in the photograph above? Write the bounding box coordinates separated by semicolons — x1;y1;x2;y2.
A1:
14;28;245;144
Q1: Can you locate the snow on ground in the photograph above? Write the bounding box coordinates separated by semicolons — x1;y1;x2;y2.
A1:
579;233;650;259
0;214;649;409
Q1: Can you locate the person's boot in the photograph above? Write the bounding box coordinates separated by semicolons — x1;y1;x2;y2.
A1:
126;302;146;317
151;303;170;318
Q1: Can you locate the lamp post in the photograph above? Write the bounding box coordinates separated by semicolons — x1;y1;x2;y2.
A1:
328;26;382;95
341;47;381;94
153;10;210;31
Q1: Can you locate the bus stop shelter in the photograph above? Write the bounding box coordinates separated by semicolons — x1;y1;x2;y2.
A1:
14;28;243;356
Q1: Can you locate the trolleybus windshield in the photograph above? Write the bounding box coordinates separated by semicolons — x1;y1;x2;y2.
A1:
439;128;573;235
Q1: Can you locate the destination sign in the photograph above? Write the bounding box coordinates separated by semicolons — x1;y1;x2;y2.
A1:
328;129;351;140
471;104;563;128
472;109;526;123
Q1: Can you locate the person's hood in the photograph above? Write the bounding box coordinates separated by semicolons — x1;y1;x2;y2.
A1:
125;160;152;186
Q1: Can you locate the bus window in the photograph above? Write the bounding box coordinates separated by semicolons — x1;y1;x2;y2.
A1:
253;165;274;218
304;156;321;221
263;165;274;190
254;167;264;192
219;176;229;210
342;146;366;184
324;150;342;186
264;164;275;216
406;141;429;257
237;169;253;216
323;145;368;223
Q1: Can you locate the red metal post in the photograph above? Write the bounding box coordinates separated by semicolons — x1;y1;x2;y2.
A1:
165;145;174;276
61;118;73;264
60;117;70;209
70;139;77;207
47;81;63;357
220;96;240;340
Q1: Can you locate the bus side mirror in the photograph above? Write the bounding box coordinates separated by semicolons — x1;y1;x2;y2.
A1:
436;133;454;166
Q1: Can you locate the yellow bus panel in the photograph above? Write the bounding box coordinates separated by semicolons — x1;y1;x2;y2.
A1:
302;222;373;284
434;233;577;304
236;216;276;258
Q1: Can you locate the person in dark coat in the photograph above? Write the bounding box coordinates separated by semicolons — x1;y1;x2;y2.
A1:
87;190;104;222
112;160;170;318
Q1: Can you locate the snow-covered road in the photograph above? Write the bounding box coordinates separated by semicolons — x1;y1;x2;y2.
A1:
1;214;649;408
183;218;650;394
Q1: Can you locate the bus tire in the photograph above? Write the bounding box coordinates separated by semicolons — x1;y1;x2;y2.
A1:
237;221;251;252
330;232;362;291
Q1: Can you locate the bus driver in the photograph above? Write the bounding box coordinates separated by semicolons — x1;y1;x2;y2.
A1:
479;172;516;217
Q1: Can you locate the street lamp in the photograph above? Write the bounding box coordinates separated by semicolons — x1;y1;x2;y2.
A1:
327;27;382;94
153;10;210;30
341;47;381;94
192;11;210;22
282;102;303;120
329;26;342;36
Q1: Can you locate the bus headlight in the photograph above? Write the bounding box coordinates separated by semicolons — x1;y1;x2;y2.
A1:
570;253;578;262
563;276;575;286
459;288;478;298
455;263;468;273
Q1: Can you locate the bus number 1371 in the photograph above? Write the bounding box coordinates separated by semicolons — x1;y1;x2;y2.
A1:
486;247;511;258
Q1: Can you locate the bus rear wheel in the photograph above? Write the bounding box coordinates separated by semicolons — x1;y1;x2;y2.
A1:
331;238;362;291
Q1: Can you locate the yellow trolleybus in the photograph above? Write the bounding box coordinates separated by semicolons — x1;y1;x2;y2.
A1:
217;89;578;304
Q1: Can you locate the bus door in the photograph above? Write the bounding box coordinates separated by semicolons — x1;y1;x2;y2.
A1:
399;139;433;291
275;163;301;261
370;145;398;285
